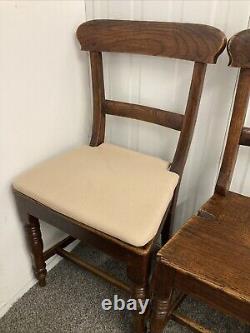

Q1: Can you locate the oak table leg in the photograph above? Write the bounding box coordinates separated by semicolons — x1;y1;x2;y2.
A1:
25;215;47;287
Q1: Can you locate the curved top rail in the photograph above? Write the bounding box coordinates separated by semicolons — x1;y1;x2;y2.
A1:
228;29;250;68
77;20;226;63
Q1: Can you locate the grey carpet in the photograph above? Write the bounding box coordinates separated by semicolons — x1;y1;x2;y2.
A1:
0;244;249;333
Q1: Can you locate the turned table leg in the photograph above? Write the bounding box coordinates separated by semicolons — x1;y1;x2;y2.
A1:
25;215;47;286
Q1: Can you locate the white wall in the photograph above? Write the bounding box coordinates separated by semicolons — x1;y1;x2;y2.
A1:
1;0;250;318
0;1;90;316
85;0;250;231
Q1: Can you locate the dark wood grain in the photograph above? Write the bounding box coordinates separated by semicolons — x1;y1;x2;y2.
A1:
199;191;250;224
162;63;207;241
103;99;183;131
151;30;250;333
151;205;250;332
170;62;206;176
215;68;250;195
25;215;47;287
158;214;250;323
228;29;250;68
160;215;250;303
77;20;226;63
89;51;106;146
127;254;151;333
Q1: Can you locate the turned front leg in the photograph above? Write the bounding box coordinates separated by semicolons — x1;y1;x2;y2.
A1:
150;260;174;333
151;298;170;333
25;215;47;286
127;256;150;333
133;285;148;333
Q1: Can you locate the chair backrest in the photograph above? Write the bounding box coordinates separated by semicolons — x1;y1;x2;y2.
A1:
77;19;226;176
216;29;250;195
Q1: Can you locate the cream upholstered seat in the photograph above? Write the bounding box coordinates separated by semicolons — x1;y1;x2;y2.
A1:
13;143;179;247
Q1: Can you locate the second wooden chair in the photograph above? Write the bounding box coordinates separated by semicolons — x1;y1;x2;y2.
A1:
151;29;250;333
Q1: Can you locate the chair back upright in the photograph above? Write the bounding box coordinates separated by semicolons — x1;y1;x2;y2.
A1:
216;29;250;195
77;20;226;177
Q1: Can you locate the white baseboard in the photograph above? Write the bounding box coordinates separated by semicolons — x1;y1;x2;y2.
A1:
0;240;80;318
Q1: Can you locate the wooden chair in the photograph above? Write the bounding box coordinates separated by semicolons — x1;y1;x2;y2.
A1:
150;29;250;333
12;20;226;332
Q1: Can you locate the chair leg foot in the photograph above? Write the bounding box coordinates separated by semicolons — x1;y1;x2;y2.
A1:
38;278;46;287
25;215;47;286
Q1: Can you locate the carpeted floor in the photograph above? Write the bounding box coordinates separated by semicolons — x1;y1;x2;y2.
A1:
1;244;249;333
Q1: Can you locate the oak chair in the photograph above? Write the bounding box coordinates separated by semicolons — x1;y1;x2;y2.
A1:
13;20;226;332
150;29;250;333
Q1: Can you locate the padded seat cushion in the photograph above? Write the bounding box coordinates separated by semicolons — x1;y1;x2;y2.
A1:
13;143;179;247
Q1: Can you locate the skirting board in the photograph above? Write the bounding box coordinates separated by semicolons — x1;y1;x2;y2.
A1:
0;240;80;318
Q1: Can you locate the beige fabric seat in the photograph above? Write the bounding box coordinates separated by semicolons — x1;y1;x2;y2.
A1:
13;143;179;247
